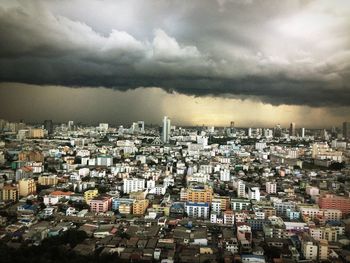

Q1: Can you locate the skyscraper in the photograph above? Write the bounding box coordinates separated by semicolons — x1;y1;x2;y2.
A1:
289;122;296;137
301;127;305;138
162;116;171;143
43;120;53;134
343;122;350;139
274;124;282;137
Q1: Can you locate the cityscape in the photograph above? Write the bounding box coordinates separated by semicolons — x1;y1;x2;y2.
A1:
0;118;350;263
1;1;350;263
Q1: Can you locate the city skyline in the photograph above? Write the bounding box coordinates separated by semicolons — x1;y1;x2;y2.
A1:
0;0;350;126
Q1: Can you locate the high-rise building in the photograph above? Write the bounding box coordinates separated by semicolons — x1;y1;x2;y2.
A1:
289;122;296;137
237;180;246;198
274;124;282;137
43;120;53;134
162;116;171;143
301;127;305;138
343;122;350;139
68;120;74;130
247;128;252;137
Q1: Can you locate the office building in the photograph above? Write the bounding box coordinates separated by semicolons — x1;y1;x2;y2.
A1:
289;122;296;137
162;116;171;143
43;120;53;134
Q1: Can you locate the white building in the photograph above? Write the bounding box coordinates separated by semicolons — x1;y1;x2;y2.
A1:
266;182;277;194
162;116;171;143
185;202;209;219
248;187;260;201
96;155;113;167
237;180;246;198
123;178;145;194
302;241;318;260
220;169;231;182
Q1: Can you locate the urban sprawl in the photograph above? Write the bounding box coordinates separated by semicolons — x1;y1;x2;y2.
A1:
0;118;350;263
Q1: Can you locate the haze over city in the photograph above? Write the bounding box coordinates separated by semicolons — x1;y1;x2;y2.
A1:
1;0;350;127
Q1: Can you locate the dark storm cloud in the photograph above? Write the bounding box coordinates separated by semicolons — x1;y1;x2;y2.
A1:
0;0;350;107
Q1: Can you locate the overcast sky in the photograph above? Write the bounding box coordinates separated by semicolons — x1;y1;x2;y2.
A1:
0;0;349;127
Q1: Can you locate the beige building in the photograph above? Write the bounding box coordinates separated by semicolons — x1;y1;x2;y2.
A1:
180;185;213;204
133;199;149;215
1;185;19;201
302;240;318;260
18;178;36;197
38;175;58;186
119;202;133;214
318;239;329;261
29;128;45;138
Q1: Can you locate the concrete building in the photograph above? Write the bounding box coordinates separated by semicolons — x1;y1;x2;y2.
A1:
89;196;110;213
18;178;36;197
248;187;260;201
29;128;45;138
162;116;171;143
302;239;318;261
38;175;58;186
1;185;19;201
289;122;296;137
236;180;246;198
185;202;209;219
266;182;277;194
319;194;350;215
133;199;149;215
84;189;99;203
123;178;145;194
181;185;213;204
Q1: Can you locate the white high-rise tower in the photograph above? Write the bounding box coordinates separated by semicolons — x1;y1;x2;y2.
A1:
162;116;171;143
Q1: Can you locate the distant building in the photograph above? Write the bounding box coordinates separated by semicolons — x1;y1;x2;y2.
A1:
289;122;296;136
43;120;53;134
343;121;350;139
29;128;45;138
162;116;171;143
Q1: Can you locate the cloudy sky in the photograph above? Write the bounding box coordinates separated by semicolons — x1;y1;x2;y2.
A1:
0;0;349;127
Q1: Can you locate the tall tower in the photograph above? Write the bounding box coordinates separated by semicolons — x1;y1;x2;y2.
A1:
43;120;53;134
162;116;171;143
289;122;296;137
343;122;350;139
301;128;305;138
